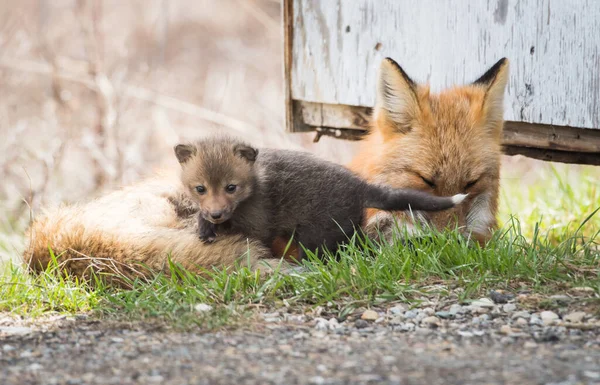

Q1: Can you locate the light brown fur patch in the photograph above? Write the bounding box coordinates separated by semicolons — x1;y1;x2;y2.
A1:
23;173;278;285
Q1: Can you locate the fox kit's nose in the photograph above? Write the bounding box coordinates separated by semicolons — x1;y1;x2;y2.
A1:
210;211;223;220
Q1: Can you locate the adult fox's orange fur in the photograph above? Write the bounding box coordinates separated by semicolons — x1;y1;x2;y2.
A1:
349;58;509;244
23;58;508;280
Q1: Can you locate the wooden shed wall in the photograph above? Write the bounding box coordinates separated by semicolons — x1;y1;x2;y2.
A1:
290;0;600;129
283;0;600;164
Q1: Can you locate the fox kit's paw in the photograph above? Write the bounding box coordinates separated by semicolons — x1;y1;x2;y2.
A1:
199;231;217;243
197;218;217;243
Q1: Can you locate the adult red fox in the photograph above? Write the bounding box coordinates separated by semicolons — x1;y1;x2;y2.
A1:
349;57;509;245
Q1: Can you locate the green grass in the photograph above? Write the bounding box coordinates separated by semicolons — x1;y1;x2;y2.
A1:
500;163;600;242
0;262;100;316
1;162;599;328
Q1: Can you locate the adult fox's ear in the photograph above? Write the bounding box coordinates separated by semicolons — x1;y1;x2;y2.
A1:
234;144;258;162
373;57;421;136
174;144;197;164
473;58;510;134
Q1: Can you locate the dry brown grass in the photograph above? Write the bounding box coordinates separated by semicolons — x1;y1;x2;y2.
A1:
0;0;359;265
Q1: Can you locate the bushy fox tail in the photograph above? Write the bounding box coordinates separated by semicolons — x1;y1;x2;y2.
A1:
23;175;272;286
365;184;466;212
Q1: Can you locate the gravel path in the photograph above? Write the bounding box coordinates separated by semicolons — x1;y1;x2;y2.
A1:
2;291;600;385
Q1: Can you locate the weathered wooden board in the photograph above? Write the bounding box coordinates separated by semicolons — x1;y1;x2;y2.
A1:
298;101;600;165
290;0;600;130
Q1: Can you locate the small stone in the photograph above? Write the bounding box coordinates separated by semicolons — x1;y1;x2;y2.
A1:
515;318;528;327
471;316;481;325
403;310;417;319
389;305;406;315
421;316;441;328
524;341;538;349
361;310;379;321
471;306;490;315
500;325;513;335
314;317;329;331
194;303;213;313
110;337;124;343
27;363;43;371
489;290;515;304
389;316;404;325
458;331;474;337
533;328;561;343
583;371;600;379
415;327;432;335
502;303;517;313
285;314;306;324
328;317;341;328
448;304;463;315
471;298;495;308
400;322;415;332
264;316;282;323
0;326;32;336
2;344;15;351
512;310;531;319
529;315;543;326
472;330;486;337
293;331;308;340
421;307;435;316
540;311;559;325
355;319;369;329
564;311;587;323
435;311;453;319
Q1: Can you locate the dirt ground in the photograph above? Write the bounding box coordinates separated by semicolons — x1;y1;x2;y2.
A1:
2;319;599;385
2;295;600;385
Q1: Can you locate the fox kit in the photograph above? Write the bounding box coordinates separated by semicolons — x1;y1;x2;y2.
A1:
348;58;509;245
175;136;466;259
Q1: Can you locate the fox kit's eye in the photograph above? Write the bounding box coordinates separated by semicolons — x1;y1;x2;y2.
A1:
195;185;206;194
420;176;436;189
464;180;478;190
225;184;237;194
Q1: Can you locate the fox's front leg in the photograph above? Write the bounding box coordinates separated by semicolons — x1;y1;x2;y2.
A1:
197;213;217;243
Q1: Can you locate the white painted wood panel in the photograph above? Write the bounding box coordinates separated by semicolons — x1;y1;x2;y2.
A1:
291;0;600;130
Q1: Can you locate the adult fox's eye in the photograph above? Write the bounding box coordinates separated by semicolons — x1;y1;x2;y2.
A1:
464;180;478;190
420;176;436;189
225;184;237;193
195;185;206;194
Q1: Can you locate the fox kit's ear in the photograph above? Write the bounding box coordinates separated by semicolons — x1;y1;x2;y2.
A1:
473;58;510;134
174;144;197;164
234;144;258;162
374;57;421;136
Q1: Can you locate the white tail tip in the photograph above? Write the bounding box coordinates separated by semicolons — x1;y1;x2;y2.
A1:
451;193;468;204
